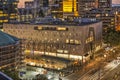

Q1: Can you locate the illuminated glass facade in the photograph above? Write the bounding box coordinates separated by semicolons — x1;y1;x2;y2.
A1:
51;0;79;18
63;0;79;17
0;0;19;28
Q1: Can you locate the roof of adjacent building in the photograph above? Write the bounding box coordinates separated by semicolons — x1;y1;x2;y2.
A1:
0;72;13;80
9;17;101;27
0;31;19;47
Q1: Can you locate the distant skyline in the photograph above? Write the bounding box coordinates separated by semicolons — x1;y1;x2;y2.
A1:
18;0;120;8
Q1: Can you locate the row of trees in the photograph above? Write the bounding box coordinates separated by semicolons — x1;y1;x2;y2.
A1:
103;28;120;46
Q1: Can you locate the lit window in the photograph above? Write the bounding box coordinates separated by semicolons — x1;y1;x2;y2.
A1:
66;39;69;43
57;27;67;31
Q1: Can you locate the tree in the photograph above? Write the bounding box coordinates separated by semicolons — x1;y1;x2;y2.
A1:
103;28;120;46
33;74;48;80
38;9;45;17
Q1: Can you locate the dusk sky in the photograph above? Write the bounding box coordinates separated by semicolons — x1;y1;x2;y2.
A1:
18;0;120;8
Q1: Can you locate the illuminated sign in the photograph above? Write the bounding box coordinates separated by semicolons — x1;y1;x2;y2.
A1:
34;26;68;31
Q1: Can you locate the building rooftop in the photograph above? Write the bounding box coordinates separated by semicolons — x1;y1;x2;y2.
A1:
8;17;101;26
0;72;13;80
112;4;120;7
33;17;100;26
0;31;19;47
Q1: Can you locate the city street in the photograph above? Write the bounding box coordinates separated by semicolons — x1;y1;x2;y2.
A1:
79;60;120;80
102;62;120;80
64;56;105;80
62;46;120;80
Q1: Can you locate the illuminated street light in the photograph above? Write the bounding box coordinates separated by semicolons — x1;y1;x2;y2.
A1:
104;54;107;58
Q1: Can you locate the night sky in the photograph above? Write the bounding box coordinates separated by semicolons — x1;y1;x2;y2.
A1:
18;0;120;8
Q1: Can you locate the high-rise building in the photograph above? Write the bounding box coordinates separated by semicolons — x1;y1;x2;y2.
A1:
78;0;112;17
98;0;112;12
43;0;49;7
0;31;21;70
17;1;34;23
81;0;115;32
63;0;79;17
17;8;33;23
51;0;63;18
25;1;34;8
78;0;98;17
33;0;49;7
32;0;49;18
112;5;120;31
98;0;115;32
100;11;115;32
0;0;19;28
51;0;79;18
17;0;50;22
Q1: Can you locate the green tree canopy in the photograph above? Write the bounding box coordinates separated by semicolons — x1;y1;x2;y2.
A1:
103;28;120;46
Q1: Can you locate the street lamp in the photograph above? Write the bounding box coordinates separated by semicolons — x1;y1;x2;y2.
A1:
104;54;107;61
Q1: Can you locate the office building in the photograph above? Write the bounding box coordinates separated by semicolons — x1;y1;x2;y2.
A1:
112;4;120;31
0;0;19;28
33;0;49;18
17;0;50;23
17;8;33;23
78;0;98;17
98;0;112;12
51;0;63;18
17;1;34;23
81;0;115;32
18;0;49;23
98;0;115;32
51;0;79;18
0;31;21;70
33;0;49;7
25;1;34;8
63;0;79;17
100;11;115;32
